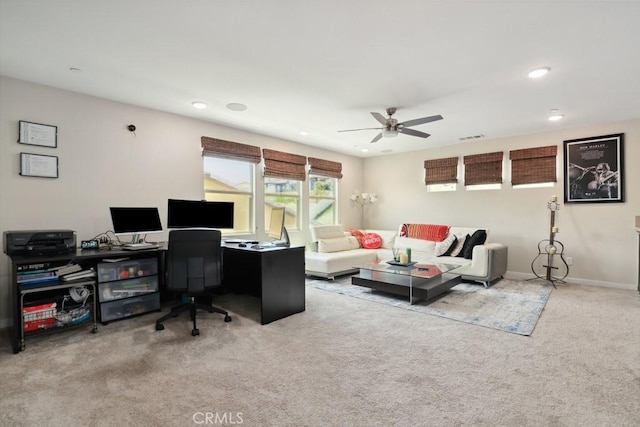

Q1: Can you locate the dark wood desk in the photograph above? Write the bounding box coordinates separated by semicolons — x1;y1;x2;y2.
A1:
222;244;305;324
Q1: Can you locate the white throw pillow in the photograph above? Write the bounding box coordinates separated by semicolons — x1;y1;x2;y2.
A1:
318;236;355;253
448;234;468;257
434;233;457;256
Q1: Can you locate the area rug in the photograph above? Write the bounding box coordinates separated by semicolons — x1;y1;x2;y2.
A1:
306;276;553;336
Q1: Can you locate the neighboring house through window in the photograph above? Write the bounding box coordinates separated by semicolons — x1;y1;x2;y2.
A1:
309;175;337;225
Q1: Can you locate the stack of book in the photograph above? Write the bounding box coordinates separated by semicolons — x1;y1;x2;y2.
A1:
17;263;99;286
17;270;59;286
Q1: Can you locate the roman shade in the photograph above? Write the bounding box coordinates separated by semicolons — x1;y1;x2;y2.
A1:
424;157;458;185
308;157;343;179
201;136;261;163
263;149;307;180
464;152;503;185
510;145;557;185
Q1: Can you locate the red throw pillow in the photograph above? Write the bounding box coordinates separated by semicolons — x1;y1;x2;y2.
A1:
346;228;365;246
361;233;382;249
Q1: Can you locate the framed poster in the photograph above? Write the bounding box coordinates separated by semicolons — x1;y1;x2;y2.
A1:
18;120;57;148
19;153;59;178
564;133;624;203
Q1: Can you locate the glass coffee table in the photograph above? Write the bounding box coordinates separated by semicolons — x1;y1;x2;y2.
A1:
351;261;462;304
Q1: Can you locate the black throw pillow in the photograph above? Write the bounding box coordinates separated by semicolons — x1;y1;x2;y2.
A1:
461;229;488;259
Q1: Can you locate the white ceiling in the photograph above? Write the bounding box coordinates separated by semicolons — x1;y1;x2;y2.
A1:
2;1;640;157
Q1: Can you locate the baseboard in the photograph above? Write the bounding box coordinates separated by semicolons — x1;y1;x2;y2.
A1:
506;270;636;291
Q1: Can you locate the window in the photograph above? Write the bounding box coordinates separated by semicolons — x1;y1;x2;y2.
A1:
307;157;342;226
427;183;457;192
424;157;458;192
203;157;254;234
202;137;261;235
463;152;503;190
510;145;558;188
264;177;300;231
309;175;337;225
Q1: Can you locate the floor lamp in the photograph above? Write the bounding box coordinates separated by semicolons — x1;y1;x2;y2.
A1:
351;191;377;228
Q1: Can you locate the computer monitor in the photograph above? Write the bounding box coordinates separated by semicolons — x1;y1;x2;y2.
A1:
267;206;290;246
167;199;234;229
109;207;163;243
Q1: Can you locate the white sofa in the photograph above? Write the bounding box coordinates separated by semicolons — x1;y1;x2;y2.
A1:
305;225;508;287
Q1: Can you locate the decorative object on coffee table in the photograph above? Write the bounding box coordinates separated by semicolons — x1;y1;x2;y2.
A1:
531;195;569;287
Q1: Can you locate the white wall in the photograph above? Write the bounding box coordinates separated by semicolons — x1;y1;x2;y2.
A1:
0;76;365;326
364;120;639;289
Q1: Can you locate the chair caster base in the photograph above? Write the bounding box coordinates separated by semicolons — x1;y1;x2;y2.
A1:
224;315;232;323
156;322;164;331
192;328;200;336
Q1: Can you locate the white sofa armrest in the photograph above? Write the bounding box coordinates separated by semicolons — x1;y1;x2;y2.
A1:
453;243;508;288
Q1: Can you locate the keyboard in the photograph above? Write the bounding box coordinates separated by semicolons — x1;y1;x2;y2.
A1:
252;242;274;249
122;243;160;251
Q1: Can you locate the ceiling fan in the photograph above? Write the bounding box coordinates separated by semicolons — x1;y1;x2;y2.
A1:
338;107;443;143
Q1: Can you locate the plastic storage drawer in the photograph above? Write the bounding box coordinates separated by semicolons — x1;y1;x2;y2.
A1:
99;293;160;323
98;276;159;302
97;258;158;283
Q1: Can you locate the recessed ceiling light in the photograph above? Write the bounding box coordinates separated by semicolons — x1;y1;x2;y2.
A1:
69;67;83;72
192;101;207;109
360;148;369;153
548;109;564;121
226;103;247;111
528;67;551;79
299;130;309;136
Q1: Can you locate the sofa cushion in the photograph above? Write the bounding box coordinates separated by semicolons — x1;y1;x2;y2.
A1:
462;229;488;259
311;225;347;241
361;233;382;249
365;229;397;249
318;236;360;253
394;236;436;254
435;233;457;257
449;234;468;257
306;248;378;276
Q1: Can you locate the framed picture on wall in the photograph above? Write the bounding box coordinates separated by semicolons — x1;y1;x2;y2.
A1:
563;133;624;203
18;120;58;148
19;152;59;178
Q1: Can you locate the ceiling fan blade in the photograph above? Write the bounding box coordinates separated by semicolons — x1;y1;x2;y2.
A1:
370;112;388;125
338;127;383;133
399;128;430;138
399;114;443;128
371;133;383;143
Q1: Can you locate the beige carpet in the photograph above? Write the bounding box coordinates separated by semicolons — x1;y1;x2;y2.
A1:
0;279;639;426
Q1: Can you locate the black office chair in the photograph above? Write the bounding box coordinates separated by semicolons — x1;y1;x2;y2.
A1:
156;229;231;336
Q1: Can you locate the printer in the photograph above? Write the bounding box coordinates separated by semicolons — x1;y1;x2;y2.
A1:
3;230;77;256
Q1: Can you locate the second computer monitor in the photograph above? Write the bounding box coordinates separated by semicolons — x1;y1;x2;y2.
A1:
167;199;234;229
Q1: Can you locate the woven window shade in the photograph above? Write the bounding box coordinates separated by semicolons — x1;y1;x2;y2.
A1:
510;145;557;185
263;148;307;181
308;157;343;179
424;157;458;185
464;152;504;185
201;136;261;163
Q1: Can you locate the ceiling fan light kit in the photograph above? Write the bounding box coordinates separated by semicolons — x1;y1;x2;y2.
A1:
339;107;443;143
